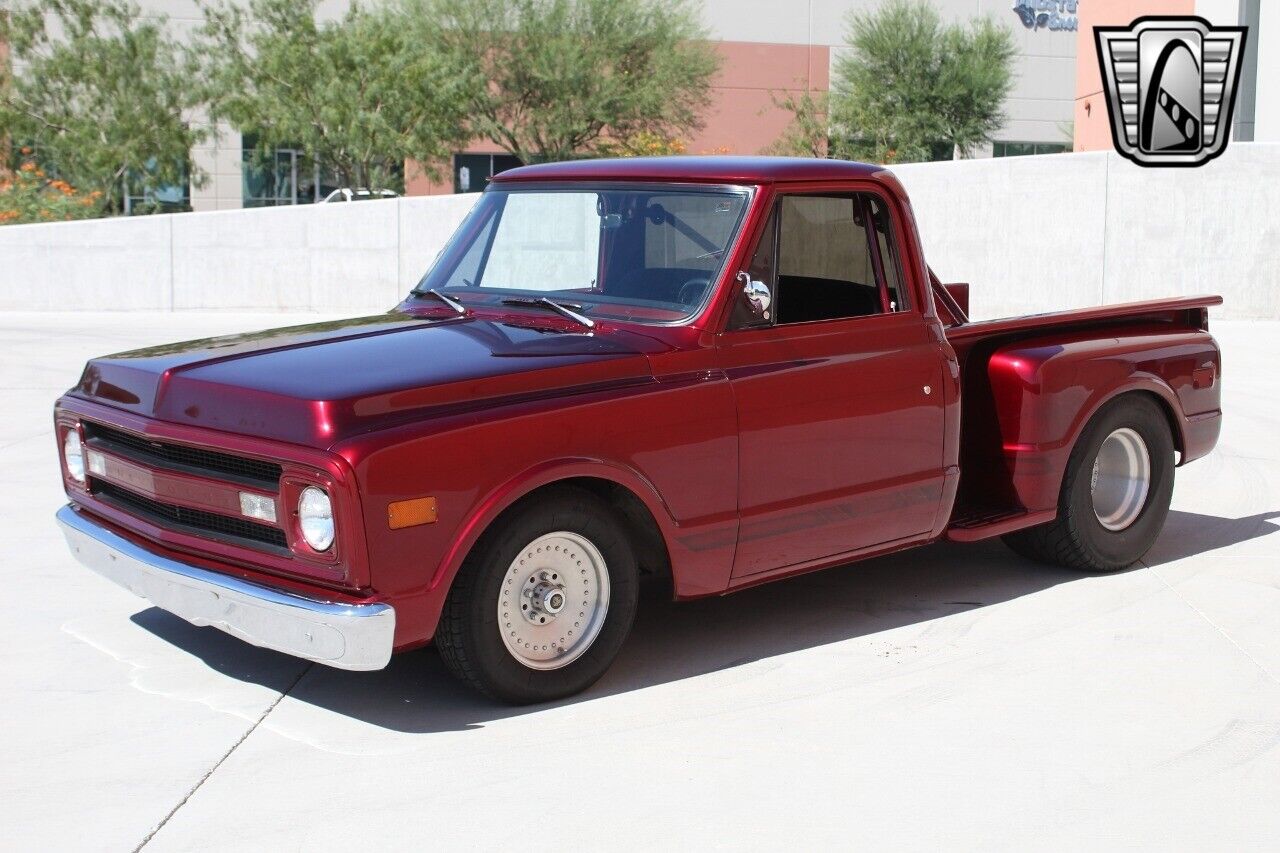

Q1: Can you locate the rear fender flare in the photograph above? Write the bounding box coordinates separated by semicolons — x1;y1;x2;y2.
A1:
988;345;1189;510
1065;374;1188;462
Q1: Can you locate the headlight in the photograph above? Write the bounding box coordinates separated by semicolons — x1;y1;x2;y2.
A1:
298;486;334;551
64;430;85;483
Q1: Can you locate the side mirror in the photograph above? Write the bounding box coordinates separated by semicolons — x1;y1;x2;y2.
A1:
737;271;772;322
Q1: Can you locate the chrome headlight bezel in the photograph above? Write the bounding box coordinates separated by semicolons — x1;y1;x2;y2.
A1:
298;486;335;552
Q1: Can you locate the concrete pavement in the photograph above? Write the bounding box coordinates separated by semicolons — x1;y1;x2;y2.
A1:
3;312;1277;851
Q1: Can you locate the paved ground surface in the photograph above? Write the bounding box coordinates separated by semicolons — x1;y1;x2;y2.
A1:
3;312;1278;852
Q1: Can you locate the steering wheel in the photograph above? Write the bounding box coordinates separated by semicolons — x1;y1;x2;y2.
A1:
677;277;711;306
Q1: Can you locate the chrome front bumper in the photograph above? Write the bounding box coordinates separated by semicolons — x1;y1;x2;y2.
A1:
56;505;395;671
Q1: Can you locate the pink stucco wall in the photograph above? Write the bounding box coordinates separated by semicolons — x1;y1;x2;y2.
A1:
405;39;829;196
1074;0;1196;151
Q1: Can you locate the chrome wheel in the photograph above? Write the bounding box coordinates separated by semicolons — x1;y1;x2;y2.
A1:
1091;427;1151;531
498;531;610;670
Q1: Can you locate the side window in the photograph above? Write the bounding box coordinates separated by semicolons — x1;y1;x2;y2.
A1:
866;195;908;311
774;195;884;324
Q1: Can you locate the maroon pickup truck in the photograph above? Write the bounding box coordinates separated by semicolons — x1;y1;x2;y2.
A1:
55;157;1222;703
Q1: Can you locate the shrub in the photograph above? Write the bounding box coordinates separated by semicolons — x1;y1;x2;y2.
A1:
0;150;105;225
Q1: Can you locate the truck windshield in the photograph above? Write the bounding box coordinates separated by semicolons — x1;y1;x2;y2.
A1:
415;186;750;323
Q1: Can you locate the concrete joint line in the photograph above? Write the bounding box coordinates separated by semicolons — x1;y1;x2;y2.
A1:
1146;560;1280;688
1100;153;1111;307
167;216;175;313
132;662;314;851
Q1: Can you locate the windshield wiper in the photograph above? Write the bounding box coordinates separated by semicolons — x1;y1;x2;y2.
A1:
501;297;595;329
413;288;468;315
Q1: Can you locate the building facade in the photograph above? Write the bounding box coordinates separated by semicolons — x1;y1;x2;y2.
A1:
12;1;1274;210
1073;0;1269;151
408;0;1084;196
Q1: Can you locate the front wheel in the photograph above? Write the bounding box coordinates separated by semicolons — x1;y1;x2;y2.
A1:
435;486;639;704
1003;395;1175;572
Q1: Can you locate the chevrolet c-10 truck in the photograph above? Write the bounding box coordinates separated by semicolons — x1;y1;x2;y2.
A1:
55;157;1222;703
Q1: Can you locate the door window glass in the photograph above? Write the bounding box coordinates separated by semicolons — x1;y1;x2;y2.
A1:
775;195;883;324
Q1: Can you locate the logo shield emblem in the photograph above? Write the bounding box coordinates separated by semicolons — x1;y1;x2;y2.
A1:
1095;16;1247;167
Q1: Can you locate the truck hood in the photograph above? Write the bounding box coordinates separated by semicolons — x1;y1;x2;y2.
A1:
70;312;663;447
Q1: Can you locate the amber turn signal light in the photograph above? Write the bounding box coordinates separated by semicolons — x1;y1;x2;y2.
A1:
388;496;438;529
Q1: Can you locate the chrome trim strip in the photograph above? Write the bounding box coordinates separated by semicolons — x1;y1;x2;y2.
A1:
56;505;394;671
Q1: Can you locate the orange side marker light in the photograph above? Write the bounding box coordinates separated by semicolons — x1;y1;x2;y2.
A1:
388;496;438;529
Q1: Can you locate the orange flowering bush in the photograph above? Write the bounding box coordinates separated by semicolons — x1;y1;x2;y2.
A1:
0;151;104;225
598;132;688;158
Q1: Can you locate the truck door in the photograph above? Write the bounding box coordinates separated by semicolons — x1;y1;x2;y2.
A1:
719;190;947;578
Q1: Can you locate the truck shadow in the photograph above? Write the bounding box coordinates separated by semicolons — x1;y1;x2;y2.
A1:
131;507;1278;734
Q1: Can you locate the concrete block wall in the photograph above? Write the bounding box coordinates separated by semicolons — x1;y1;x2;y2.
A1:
890;142;1280;320
0;193;479;314
1;144;1277;319
0;214;175;311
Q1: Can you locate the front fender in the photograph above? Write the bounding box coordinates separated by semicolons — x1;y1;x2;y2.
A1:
428;457;681;594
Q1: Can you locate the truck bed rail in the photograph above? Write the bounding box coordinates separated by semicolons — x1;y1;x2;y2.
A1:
945;295;1222;343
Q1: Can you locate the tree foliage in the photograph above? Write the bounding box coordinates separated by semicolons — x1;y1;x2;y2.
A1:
0;0;204;214
195;0;475;190
415;0;719;164
827;0;1015;163
763;90;829;159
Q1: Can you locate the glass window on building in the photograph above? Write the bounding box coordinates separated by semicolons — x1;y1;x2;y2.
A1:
123;159;190;215
453;153;522;194
243;134;309;207
993;141;1070;157
243;133;403;205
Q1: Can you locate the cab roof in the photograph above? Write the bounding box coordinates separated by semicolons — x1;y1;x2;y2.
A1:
490;155;886;186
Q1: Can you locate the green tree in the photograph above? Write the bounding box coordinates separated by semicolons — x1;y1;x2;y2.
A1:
195;0;476;191
0;0;204;215
828;0;1015;163
764;89;829;158
414;0;719;164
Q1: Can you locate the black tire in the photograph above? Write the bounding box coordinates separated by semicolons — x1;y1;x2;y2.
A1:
1002;394;1175;572
435;486;639;704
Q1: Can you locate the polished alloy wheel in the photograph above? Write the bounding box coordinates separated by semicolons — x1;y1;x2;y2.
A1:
498;531;610;670
1090;427;1151;531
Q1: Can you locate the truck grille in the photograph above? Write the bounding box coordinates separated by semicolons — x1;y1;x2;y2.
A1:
93;481;289;550
84;422;282;487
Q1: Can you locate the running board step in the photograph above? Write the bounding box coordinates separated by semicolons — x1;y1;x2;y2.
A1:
946;507;1057;542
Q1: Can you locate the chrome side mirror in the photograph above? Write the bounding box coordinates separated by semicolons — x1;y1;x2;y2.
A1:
737;271;772;321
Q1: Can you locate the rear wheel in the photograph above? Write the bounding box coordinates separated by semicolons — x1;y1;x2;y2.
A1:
435;486;639;704
1003;395;1175;571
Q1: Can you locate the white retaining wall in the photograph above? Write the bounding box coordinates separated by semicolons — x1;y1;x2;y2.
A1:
0;193;479;314
891;143;1280;321
2;144;1278;319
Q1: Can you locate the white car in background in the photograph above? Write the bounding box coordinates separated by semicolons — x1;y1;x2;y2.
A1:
322;188;399;203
